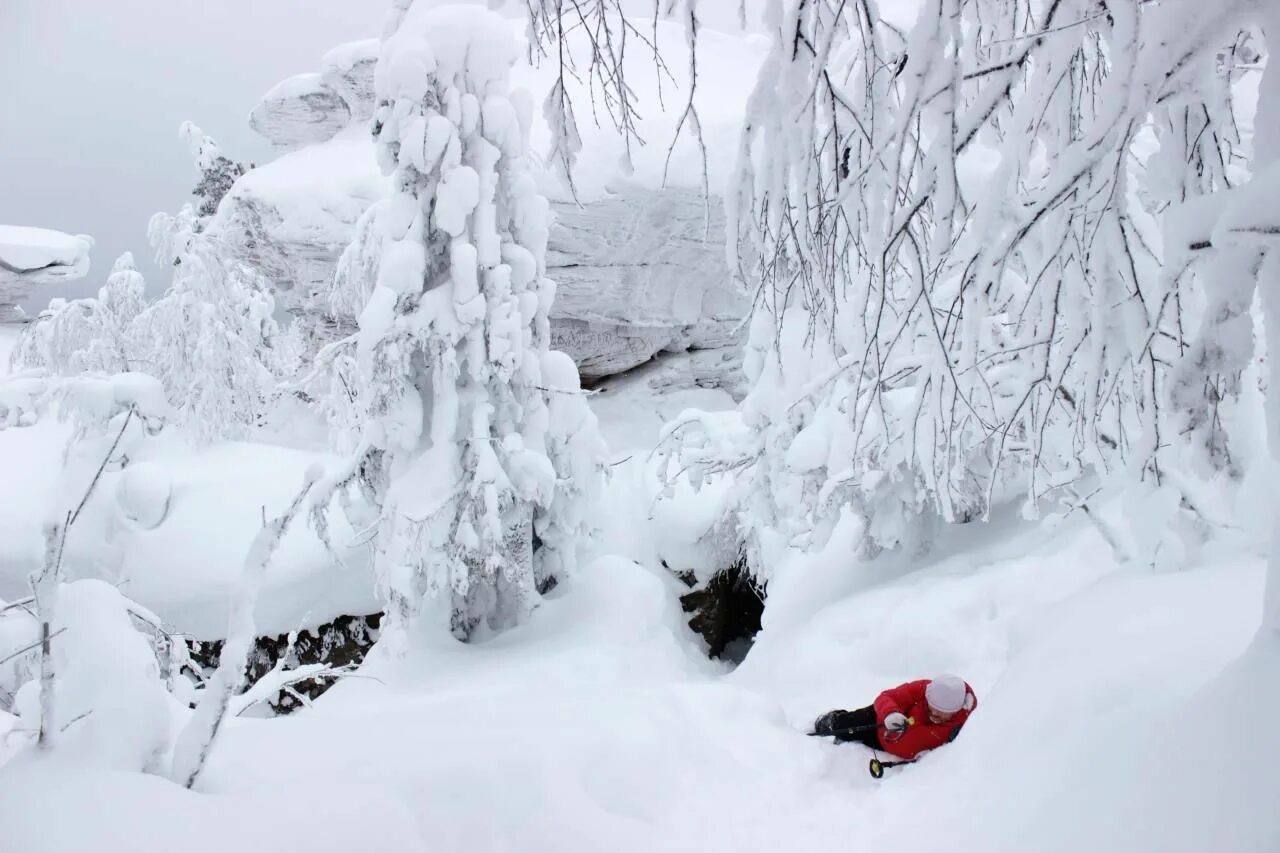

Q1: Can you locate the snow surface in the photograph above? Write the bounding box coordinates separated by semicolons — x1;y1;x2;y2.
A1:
0;758;426;853
11;499;1253;853
0;418;377;639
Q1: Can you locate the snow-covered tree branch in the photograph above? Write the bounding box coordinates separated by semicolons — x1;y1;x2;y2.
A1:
661;0;1265;578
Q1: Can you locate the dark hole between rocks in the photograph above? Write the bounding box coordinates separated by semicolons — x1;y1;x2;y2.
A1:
675;557;765;664
187;612;382;714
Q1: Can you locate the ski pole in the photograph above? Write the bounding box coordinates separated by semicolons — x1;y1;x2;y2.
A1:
806;723;881;738
868;756;915;779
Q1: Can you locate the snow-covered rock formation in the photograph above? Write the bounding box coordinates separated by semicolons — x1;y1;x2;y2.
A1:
209;21;764;382
0;226;93;322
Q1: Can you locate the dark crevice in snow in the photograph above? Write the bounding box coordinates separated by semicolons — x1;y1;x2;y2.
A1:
677;558;765;664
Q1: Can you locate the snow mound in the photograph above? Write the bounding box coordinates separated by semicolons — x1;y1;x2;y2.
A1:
882;561;1271;853
0;428;377;640
116;462;173;529
101;442;379;639
39;579;170;772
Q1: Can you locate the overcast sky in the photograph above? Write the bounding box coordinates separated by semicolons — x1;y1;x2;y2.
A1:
0;0;384;308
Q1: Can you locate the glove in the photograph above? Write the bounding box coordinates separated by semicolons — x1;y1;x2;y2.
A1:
884;712;909;732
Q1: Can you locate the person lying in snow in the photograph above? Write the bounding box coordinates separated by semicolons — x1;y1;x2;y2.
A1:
811;674;977;760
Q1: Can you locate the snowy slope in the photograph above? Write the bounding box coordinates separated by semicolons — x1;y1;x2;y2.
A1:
106;504;1269;853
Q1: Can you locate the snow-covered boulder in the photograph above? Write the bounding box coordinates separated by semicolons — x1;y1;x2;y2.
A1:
320;39;379;122
547;188;744;378
249;73;352;152
0;226;93;322
212;131;387;315
212;20;764;382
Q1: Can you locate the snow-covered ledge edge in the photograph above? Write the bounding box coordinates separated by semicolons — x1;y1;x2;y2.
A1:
0;226;94;322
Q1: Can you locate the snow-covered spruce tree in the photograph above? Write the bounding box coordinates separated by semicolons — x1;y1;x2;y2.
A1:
12;252;146;376
312;3;605;642
179;121;247;221
656;0;1262;578
137;205;296;442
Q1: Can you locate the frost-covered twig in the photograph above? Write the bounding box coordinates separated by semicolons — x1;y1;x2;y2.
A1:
229;662;354;717
0;629;66;668
169;471;318;789
31;516;67;749
69;405;134;526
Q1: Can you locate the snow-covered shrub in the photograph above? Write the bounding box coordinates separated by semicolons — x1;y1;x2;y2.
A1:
138;205;297;442
12;252;146;376
311;1;605;642
12;580;171;771
533;350;607;591
2;379;190;762
12;218;293;444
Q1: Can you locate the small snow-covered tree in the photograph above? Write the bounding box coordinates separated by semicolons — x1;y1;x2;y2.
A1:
179;121;247;220
313;1;605;642
14;227;292;444
137;205;296;442
13;253;146;376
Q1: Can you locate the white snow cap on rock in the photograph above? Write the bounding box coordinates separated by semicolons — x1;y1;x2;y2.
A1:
926;674;967;713
0;226;93;278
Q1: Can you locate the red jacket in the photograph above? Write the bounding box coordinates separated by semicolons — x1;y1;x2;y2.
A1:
872;679;977;760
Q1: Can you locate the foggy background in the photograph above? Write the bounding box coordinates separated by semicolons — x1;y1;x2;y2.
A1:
0;0;384;309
